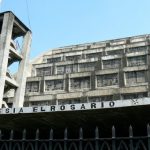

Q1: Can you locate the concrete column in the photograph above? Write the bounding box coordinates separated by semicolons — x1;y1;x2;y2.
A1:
122;53;127;68
52;94;57;102
0;13;14;108
62;54;66;61
118;54;126;88
102;49;106;56
91;71;95;90
95;58;102;70
65;74;69;92
13;31;32;107
118;70;125;88
52;63;56;75
40;76;44;93
82;52;86;59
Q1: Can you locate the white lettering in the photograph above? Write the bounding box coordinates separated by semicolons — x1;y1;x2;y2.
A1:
0;98;145;115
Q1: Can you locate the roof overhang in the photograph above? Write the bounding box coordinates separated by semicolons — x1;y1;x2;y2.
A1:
0;99;150;137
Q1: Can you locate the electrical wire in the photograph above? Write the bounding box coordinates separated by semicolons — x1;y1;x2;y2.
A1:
25;0;32;30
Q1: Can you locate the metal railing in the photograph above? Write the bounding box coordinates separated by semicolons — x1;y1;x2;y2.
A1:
0;125;150;150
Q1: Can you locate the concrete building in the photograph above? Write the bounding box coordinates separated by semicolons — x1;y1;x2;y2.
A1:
2;11;150;150
21;34;150;107
1;11;150;147
0;11;32;108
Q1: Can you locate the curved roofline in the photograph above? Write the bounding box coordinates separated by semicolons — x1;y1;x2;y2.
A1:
30;33;150;64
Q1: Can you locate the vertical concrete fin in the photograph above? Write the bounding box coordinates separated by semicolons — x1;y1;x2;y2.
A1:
13;31;32;107
0;12;14;108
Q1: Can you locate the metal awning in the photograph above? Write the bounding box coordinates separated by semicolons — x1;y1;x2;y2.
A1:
0;105;149;137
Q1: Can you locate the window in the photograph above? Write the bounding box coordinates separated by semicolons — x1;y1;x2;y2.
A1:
127;55;146;66
36;67;51;76
79;62;95;72
45;80;64;91
66;65;73;73
125;71;146;85
57;66;65;75
65;64;78;73
86;52;101;59
97;74;118;87
66;55;81;61
72;64;78;73
88;95;115;102
70;77;90;89
129;46;147;53
30;100;56;106
47;57;61;63
123;92;148;100
57;64;78;75
58;98;87;105
26;81;39;92
107;49;123;55
88;97;101;102
103;59;121;69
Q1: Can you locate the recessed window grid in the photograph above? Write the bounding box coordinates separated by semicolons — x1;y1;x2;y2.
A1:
88;95;114;102
79;62;95;72
123;92;148;100
103;59;121;69
66;55;81;61
30;100;56;106
36;67;51;76
97;74;118;87
57;66;65;75
128;46;147;53
57;64;78;75
45;80;64;91
127;56;146;66
125;71;146;85
86;52;101;59
26;81;39;92
70;77;90;89
107;49;123;55
66;65;73;74
58;98;87;105
47;57;61;63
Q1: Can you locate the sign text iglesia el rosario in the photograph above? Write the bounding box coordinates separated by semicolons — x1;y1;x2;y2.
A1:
0;98;149;114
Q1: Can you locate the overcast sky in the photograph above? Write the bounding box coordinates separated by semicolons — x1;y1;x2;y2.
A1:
1;0;150;58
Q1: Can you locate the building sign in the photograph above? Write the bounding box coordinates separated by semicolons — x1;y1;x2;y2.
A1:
0;98;149;115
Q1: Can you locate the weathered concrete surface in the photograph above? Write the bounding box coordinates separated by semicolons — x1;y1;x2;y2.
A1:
0;12;14;107
0;11;31;108
24;34;150;107
13;31;32;107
